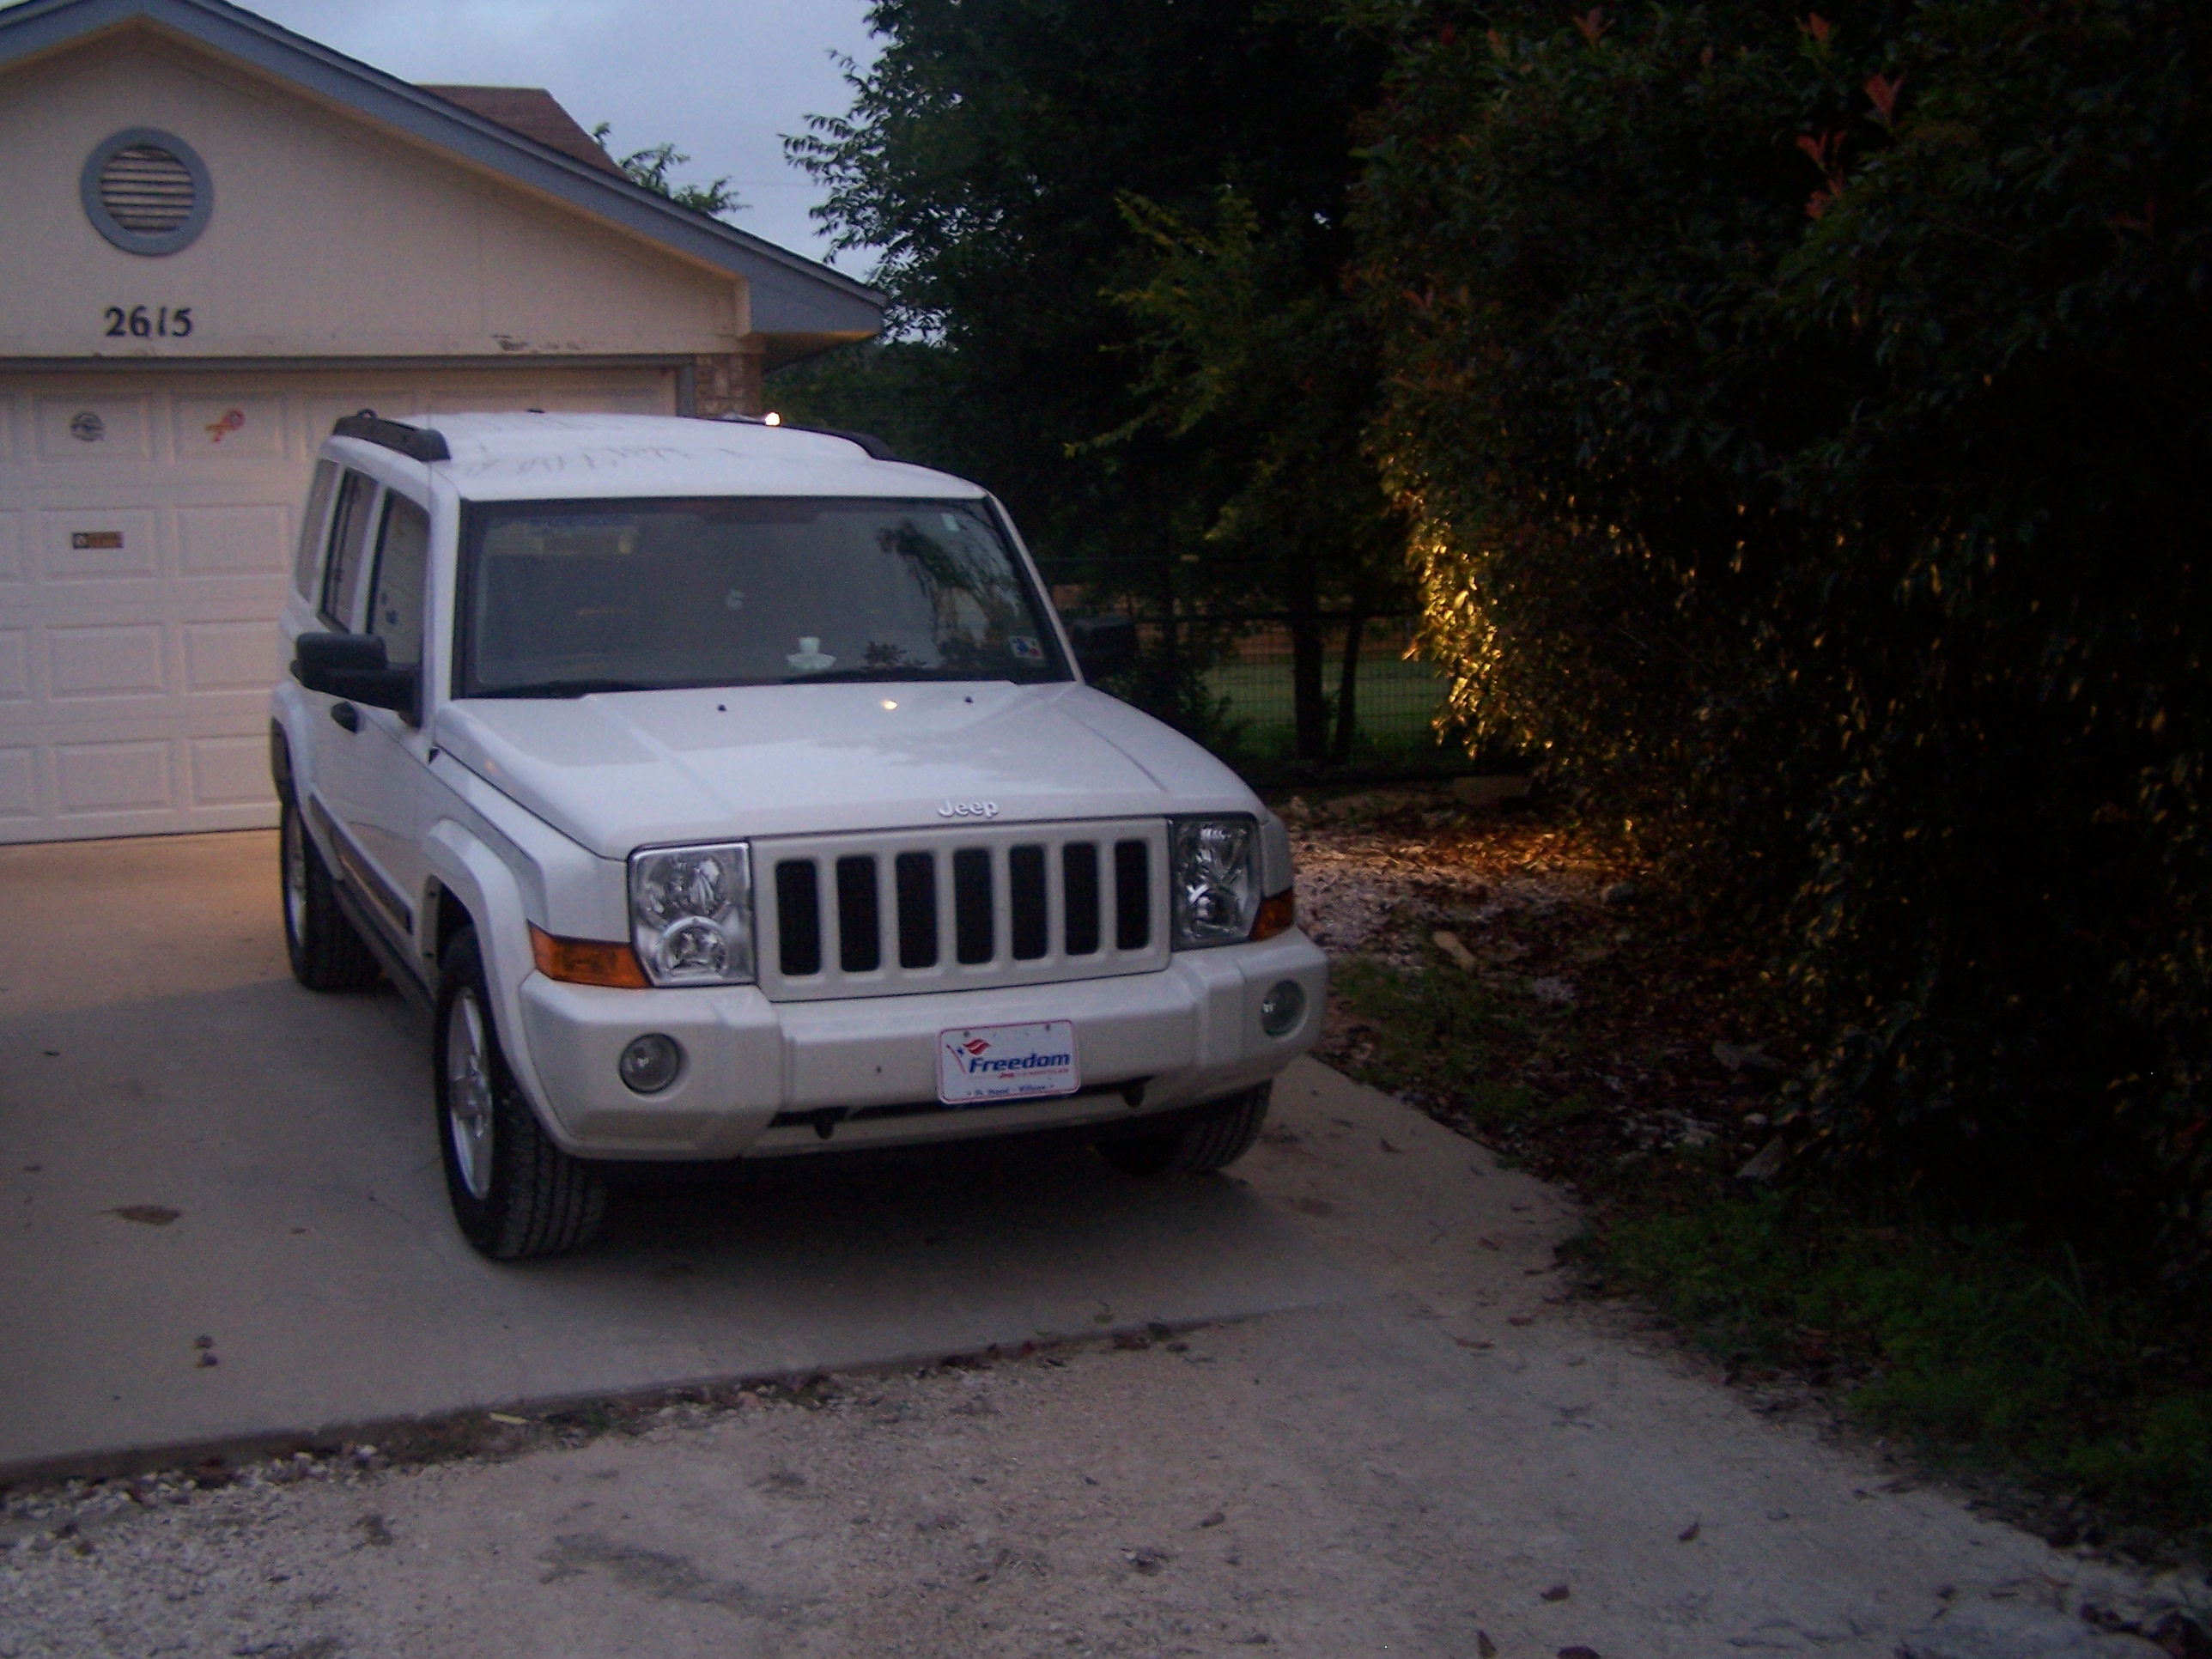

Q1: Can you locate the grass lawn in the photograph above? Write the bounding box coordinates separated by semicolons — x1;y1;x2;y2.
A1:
1204;654;1455;773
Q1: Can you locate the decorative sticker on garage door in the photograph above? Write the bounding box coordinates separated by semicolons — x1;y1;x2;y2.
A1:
33;397;149;460
173;397;283;460
39;510;159;580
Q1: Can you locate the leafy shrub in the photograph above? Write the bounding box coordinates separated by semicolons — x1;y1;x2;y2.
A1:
1352;0;2212;1260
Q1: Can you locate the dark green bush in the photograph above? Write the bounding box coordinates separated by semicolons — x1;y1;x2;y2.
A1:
1352;0;2212;1259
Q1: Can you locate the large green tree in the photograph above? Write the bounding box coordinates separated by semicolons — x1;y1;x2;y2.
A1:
784;0;1401;761
1354;0;2212;1246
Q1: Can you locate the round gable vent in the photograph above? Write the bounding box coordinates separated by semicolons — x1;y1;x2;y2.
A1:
82;128;212;255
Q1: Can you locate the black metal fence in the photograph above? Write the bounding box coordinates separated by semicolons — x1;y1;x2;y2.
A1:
1039;559;1470;787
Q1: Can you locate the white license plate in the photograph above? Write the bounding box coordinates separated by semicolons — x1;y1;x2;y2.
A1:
937;1020;1080;1105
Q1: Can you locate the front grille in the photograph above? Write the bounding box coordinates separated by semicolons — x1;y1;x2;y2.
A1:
756;819;1170;1002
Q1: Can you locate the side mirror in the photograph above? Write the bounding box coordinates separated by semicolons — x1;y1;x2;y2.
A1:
1066;616;1138;680
293;632;420;725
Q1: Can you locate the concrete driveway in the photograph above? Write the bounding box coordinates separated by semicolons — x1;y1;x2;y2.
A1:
0;830;1370;1476
0;832;2191;1656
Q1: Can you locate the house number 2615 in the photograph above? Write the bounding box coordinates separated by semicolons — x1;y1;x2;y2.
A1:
102;306;193;338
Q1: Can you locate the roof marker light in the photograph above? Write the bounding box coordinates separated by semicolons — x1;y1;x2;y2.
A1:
763;411;781;426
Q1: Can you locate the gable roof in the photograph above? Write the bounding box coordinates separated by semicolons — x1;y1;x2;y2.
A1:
421;85;624;177
0;0;883;345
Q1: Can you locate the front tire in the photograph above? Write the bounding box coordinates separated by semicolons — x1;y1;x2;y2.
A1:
1097;1084;1273;1177
434;928;606;1260
280;797;380;992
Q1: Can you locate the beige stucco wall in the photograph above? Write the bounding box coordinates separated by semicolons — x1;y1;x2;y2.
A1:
0;25;750;362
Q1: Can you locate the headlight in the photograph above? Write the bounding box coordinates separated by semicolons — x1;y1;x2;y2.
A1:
1170;816;1261;949
629;842;755;985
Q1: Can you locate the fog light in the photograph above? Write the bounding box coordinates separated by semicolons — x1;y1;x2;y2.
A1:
1260;980;1306;1038
618;1033;682;1094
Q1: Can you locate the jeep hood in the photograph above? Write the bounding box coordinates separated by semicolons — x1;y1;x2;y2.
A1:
433;681;1256;858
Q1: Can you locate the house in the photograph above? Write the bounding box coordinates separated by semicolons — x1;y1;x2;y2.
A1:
0;0;883;842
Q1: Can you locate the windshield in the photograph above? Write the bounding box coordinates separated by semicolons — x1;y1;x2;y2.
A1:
458;496;1069;697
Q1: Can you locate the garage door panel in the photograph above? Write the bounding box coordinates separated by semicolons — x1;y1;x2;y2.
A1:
188;735;274;806
182;621;283;692
46;624;168;700
0;749;34;821
33;397;151;461
3;368;675;842
36;509;161;582
178;504;292;576
172;397;287;462
53;739;173;816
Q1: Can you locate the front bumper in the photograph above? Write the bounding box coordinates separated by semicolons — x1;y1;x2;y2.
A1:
513;929;1328;1158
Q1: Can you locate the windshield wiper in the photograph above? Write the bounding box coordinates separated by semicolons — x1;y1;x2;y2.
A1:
778;667;1035;685
476;678;659;699
780;666;951;684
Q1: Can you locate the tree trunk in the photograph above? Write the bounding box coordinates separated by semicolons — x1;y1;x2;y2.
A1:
1331;609;1368;764
1287;556;1327;763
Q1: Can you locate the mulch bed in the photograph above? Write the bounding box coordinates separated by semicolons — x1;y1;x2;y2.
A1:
1281;782;1799;1204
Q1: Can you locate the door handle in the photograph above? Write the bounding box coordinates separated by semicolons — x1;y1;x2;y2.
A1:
330;701;360;732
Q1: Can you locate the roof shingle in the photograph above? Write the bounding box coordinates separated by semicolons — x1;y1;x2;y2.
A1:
419;84;623;175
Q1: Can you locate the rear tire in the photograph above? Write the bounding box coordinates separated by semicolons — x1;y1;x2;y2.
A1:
281;796;380;992
434;927;606;1260
1097;1084;1272;1177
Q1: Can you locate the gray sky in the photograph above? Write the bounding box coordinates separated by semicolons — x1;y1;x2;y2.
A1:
241;0;880;268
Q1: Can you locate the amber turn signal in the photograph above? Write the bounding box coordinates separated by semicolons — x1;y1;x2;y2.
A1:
1249;890;1296;942
529;924;650;988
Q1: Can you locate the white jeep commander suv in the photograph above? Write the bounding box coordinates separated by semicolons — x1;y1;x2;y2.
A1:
271;411;1327;1258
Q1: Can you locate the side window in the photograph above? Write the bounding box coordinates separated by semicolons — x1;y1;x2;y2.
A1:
319;470;380;630
292;460;337;599
368;495;431;672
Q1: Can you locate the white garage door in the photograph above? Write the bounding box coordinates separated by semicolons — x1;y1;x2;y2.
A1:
0;365;675;843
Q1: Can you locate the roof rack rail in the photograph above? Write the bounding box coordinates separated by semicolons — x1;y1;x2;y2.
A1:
331;410;452;463
708;411;903;464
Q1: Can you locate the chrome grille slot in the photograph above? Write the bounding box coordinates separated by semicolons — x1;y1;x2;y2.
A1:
775;859;822;977
895;851;938;968
952;848;993;964
1009;845;1048;960
1062;843;1101;957
1115;839;1151;951
836;855;880;973
754;818;1170;1002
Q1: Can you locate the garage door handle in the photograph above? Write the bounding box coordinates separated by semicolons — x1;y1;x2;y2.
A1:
330;701;360;732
